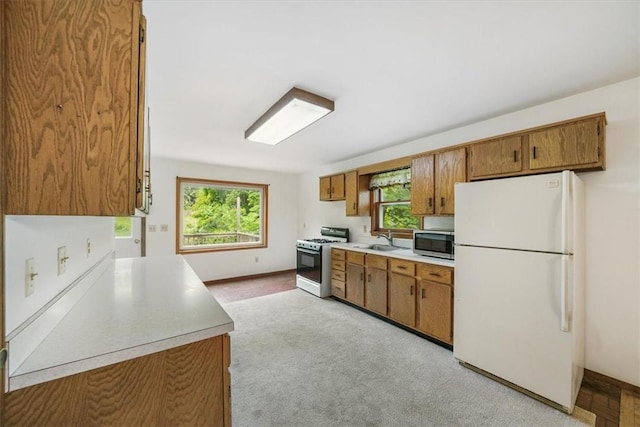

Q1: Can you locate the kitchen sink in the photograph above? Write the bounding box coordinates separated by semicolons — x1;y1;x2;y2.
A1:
369;244;399;252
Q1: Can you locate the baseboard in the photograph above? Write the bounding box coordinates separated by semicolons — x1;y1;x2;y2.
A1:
584;369;640;395
204;269;295;286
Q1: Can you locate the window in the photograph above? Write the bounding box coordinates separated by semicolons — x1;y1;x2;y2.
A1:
177;177;268;253
370;169;420;237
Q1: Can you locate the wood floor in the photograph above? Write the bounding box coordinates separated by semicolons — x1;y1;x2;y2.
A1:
207;271;637;427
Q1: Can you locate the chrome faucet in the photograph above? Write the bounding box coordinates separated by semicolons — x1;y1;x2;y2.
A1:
377;232;394;247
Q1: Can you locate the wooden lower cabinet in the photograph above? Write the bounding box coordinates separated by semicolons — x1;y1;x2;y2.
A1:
388;272;416;327
5;335;232;427
331;249;346;298
330;249;454;346
417;281;453;344
365;267;387;315
346;263;365;306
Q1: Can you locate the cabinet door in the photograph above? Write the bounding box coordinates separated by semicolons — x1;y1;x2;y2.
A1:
3;0;144;216
529;119;600;170
135;15;149;212
417;281;453;344
331;174;345;199
469;136;522;179
435;148;467;215
345;171;358;216
410;155;435;215
365;267;387;316
346;263;365;306
388;272;416;327
319;176;332;200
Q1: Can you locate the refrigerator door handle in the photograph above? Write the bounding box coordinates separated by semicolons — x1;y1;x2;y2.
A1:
560;255;570;332
561;170;570;254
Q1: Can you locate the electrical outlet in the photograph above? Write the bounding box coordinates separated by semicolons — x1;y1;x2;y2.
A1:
25;258;36;297
57;246;67;276
160;224;169;232
86;238;91;257
148;224;156;232
255;256;259;263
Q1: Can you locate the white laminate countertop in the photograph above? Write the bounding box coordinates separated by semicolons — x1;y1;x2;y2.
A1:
9;255;234;391
331;243;455;268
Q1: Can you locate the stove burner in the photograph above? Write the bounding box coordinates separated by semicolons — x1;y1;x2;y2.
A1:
305;238;340;244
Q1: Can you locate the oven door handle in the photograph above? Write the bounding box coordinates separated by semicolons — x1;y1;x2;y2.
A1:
297;248;320;256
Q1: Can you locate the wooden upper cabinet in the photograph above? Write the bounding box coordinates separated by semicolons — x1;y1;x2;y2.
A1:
410;155;435;216
345;170;370;217
3;0;147;216
319;173;345;201
435;147;467;215
529;117;602;170
469;136;523;179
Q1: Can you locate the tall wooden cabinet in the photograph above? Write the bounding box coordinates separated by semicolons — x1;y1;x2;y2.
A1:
411;147;466;216
2;0;147;216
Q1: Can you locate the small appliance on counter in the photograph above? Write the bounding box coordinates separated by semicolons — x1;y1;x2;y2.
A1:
296;226;349;297
412;229;455;259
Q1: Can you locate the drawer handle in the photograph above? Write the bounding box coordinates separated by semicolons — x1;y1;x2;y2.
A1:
421;288;426;299
440;197;445;207
410;285;414;296
428;272;441;277
428;197;432;208
367;274;371;282
352;202;356;210
397;265;407;270
513;150;518;162
532;146;537;159
360;273;364;281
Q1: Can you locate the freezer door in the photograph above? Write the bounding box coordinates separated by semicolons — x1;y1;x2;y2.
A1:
455;172;576;254
453;245;577;411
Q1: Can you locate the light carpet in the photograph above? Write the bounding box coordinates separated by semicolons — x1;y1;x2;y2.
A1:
224;289;593;427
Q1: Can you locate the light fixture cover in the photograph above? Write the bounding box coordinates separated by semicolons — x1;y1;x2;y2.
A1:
245;87;335;145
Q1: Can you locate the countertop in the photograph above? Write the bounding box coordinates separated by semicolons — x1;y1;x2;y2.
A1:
9;255;234;391
331;242;455;268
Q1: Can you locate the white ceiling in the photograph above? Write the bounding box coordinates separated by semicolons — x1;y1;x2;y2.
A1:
144;1;639;173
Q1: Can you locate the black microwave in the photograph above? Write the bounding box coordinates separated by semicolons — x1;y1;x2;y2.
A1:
413;229;455;259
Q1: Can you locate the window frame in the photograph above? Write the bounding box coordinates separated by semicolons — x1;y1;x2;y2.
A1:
370;185;420;240
176;177;268;254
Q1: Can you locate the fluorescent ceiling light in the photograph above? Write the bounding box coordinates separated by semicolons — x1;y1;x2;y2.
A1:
245;87;335;145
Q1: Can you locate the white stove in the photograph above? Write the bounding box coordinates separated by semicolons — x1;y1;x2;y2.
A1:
296;227;349;297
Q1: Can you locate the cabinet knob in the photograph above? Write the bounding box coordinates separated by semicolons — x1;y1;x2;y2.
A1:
428;197;432;208
532;146;537;159
440;197;445;207
513;150;518;162
410;285;414;296
421;288;426;299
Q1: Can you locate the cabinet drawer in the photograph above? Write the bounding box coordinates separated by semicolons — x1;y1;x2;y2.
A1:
389;259;415;276
417;264;453;285
331;279;346;298
366;254;388;270
332;270;346;281
346;251;365;266
332;260;345;272
332;249;346;261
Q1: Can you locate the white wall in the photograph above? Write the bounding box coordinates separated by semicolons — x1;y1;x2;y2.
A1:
145;157;298;281
4;216;115;335
298;77;640;387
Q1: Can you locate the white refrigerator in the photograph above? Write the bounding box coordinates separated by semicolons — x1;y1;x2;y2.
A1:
453;171;585;414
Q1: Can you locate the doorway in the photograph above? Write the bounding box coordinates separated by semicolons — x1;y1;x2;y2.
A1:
114;216;145;258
